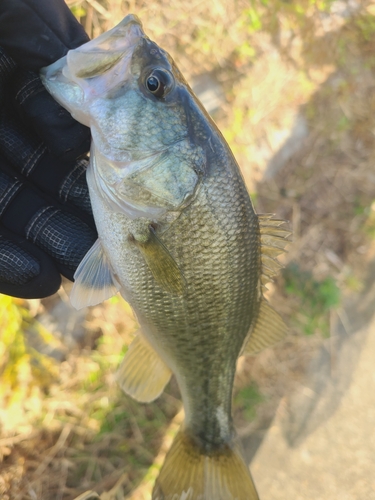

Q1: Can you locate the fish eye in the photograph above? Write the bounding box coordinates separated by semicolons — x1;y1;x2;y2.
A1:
145;69;173;98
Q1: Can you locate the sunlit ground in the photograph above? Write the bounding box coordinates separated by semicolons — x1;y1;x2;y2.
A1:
1;1;375;498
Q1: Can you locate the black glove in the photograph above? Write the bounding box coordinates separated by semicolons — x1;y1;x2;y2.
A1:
0;0;97;299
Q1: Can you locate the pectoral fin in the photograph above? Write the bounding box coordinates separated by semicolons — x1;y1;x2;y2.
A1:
70;239;120;309
244;299;288;355
133;227;186;295
116;334;172;402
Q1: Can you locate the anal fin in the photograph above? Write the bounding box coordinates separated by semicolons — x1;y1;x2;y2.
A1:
116;334;172;403
244;299;288;355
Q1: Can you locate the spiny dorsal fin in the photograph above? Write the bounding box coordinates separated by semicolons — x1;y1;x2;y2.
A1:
242;214;291;354
244;299;288;355
259;213;291;288
116;334;172;403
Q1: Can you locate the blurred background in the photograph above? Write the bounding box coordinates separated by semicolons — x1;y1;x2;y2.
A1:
1;0;375;498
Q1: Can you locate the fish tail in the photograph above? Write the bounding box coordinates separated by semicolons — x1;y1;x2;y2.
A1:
152;427;259;500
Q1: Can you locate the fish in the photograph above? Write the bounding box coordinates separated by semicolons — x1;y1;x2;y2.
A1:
41;15;290;500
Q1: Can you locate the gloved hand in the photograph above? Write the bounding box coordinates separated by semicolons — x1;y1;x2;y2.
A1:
0;0;97;299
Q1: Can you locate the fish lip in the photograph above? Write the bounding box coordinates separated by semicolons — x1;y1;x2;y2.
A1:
40;14;146;114
41;14;144;75
67;14;144;62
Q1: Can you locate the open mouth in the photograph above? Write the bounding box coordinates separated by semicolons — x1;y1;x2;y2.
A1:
40;14;145;123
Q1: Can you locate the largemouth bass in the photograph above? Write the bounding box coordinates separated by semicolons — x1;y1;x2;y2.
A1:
41;15;289;500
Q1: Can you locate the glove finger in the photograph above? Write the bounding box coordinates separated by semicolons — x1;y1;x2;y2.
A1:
12;68;90;161
0;0;89;71
0;96;92;216
0;56;90;166
0;226;61;298
0;167;97;282
0;45;17;101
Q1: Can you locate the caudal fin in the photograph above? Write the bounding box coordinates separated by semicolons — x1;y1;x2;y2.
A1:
152;428;259;500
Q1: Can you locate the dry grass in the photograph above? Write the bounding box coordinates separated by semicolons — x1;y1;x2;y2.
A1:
0;295;181;499
2;1;375;498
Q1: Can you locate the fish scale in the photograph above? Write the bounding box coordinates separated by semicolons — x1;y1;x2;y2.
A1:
41;14;290;500
116;142;259;448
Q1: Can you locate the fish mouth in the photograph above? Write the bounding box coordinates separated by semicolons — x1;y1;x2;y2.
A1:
40;14;145;124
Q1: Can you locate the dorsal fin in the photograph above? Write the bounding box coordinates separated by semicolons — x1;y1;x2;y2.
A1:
242;214;291;355
243;299;288;355
258;214;291;291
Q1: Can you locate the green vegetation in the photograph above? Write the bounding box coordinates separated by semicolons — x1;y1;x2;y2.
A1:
0;295;59;424
362;203;375;239
0;294;179;498
283;263;341;337
355;13;375;41
234;383;264;422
